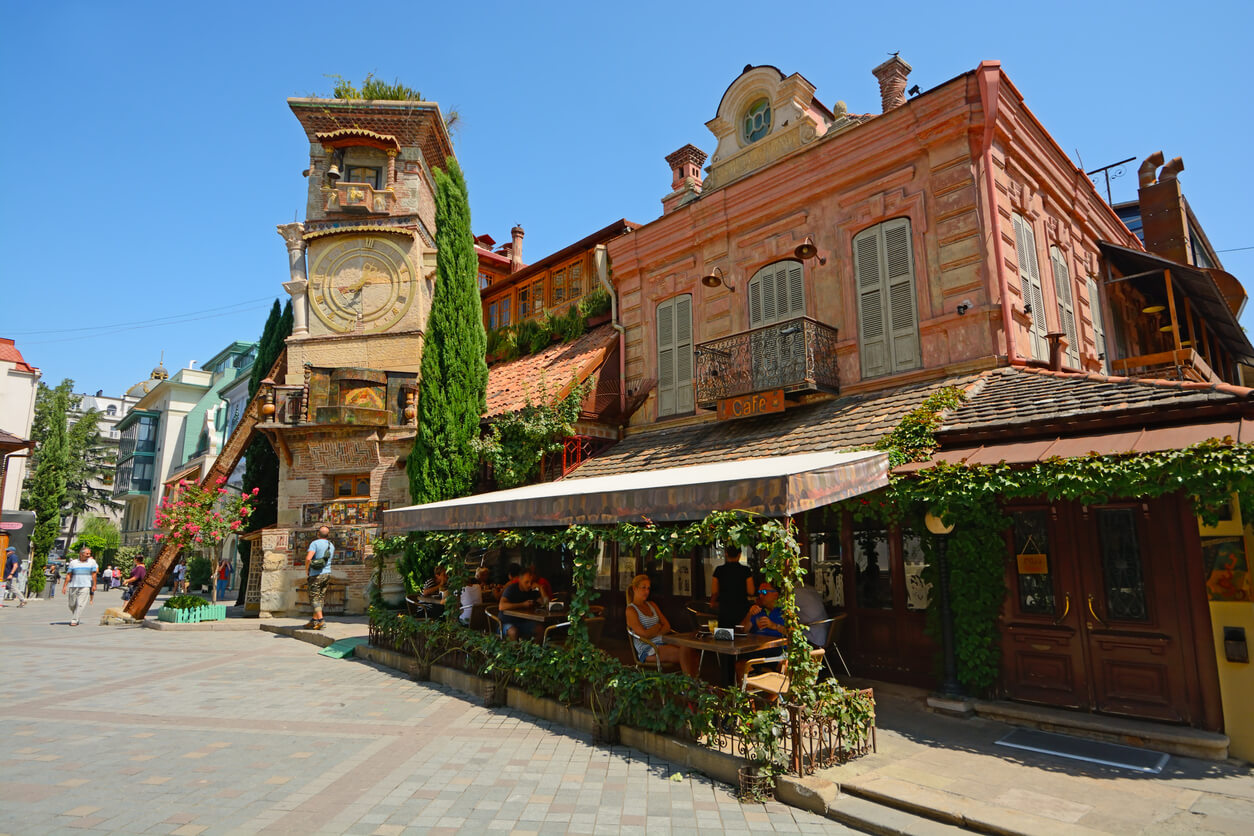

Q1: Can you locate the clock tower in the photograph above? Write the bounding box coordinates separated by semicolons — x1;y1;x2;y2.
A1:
248;96;455;618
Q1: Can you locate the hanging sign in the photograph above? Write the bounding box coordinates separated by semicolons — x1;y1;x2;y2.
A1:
717;389;785;421
1017;553;1049;574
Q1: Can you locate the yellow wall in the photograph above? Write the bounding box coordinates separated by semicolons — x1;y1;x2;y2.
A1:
1210;598;1254;762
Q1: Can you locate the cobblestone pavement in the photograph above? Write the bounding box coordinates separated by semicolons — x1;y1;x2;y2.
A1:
0;597;851;835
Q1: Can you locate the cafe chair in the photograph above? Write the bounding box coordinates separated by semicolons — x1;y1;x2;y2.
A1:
744;648;826;701
584;616;606;645
543;621;571;647
467;603;488;632
484;605;504;637
404;595;428;619
628;628;674;672
808;613;850;677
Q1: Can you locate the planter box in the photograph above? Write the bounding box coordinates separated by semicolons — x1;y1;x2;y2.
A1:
157;604;227;623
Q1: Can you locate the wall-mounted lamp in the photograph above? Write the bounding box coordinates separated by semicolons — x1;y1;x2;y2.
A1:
701;267;735;293
793;235;826;265
956;299;972;316
1023;302;1033;315
1142;304;1166;315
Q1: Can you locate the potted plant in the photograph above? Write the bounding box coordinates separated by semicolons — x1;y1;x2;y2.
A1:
158;594;227;623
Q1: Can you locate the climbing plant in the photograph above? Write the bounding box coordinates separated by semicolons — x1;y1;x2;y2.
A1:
473;379;592;489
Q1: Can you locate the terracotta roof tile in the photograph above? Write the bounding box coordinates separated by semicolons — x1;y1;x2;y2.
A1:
485;324;618;418
0;338;36;374
569;374;981;478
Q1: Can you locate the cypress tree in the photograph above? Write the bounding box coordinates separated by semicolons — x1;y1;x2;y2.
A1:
407;159;487;503
24;382;72;592
236;299;291;604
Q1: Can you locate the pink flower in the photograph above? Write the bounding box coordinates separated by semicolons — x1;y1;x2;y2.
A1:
215;476;226;484
230;521;241;531
154;534;163;541
194;535;203;543
251;487;260;495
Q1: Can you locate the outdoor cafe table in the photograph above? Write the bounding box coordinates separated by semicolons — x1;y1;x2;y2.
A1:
664;631;786;658
501;604;570;627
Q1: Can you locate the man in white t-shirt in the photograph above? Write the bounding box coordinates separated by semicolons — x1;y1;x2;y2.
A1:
61;547;99;626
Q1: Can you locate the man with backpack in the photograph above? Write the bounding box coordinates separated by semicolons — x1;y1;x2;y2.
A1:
303;526;334;630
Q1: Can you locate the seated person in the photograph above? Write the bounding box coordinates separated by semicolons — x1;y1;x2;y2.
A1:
626;574;699;676
794;584;829;647
735;581;787;682
420;566;448;617
498;566;547;640
459;567;489;625
527;564;554;602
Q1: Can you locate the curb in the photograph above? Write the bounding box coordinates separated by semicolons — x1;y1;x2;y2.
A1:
266;626;1000;835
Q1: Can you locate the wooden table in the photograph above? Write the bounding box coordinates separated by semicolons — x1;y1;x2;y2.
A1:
500;605;569;626
664;631;786;658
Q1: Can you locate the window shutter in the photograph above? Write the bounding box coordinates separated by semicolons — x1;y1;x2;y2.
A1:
883;218;921;372
674;295;694;414
1087;276;1108;374
1050;246;1079;367
1014;215;1048;361
855;228;889;379
657;299;675;416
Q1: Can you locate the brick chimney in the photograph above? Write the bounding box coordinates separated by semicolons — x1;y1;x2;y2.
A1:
1136;151;1192;265
872;54;912;112
510;224;525;273
662;144;707;214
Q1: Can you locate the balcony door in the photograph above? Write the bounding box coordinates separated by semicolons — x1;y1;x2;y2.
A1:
747;260;806;390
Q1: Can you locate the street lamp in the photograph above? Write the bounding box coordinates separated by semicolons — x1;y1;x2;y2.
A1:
924;510;963;699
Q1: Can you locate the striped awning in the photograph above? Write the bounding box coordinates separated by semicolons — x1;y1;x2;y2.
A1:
383;449;889;533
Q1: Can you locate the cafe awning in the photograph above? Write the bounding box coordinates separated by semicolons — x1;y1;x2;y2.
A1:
895;417;1254;473
383;449;890;533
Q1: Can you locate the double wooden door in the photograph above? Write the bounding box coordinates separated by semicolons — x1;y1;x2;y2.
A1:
1000;500;1205;724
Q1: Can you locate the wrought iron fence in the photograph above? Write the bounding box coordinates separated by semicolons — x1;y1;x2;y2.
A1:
695;317;839;407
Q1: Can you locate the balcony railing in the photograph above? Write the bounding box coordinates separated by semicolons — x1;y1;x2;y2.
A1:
323;182;396;214
1111;348;1220;383
695;316;839;408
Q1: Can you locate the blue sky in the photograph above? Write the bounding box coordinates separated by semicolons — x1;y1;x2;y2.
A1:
2;0;1251;398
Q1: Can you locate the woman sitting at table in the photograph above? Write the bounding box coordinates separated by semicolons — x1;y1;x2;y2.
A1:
458;567;489;625
626;574;699;676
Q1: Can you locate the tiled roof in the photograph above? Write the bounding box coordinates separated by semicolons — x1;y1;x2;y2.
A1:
569;374;982;478
0;338;36;374
941;366;1254;435
0;428;32;450
485;324;619;418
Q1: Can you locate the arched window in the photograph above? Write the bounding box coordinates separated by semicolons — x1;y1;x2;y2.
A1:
656;294;693;417
853;219;921;378
1012;213;1048;361
1049;246;1079;368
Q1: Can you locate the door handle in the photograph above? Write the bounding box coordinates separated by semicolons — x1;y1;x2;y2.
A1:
1052;592;1071;625
1087;594;1108;629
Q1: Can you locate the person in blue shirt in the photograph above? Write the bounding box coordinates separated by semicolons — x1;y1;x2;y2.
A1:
742;582;787;637
4;546;27;607
303;526;334;630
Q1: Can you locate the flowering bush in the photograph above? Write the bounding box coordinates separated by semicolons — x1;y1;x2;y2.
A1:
154;477;257;553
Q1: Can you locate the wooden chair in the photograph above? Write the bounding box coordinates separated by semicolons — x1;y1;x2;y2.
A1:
808;613;850;677
744;648;826;700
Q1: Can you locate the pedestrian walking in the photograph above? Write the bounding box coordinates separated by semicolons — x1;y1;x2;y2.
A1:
46;563;59;598
303;526;334;630
3;546;28;607
61;547;98;626
215;558;232;602
101;566;113;591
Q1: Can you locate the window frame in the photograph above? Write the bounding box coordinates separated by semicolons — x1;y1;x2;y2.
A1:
332;473;372;499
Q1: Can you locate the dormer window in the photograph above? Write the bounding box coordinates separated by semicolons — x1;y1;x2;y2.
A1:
742;98;771;144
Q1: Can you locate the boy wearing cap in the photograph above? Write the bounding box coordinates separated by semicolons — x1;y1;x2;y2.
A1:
4;546;27;607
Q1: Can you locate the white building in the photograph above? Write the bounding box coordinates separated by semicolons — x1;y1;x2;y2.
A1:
0;338;40;514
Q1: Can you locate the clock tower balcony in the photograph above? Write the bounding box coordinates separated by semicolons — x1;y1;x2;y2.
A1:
323;182;397;214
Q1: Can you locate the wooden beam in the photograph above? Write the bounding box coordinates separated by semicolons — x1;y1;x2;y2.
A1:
1164;269;1182;352
1182;297;1196;349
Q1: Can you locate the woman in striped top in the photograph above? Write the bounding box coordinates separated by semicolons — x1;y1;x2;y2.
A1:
625;574;699;677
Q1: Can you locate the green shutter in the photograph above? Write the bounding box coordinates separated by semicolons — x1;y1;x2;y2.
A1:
656;295;693;416
657;298;675;416
855;228;888;378
856;221;919;378
1014;214;1048;361
883;219;921;372
1087;276;1108;374
1050;246;1079;367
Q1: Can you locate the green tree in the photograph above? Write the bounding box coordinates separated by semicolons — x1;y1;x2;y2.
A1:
62;407;120;544
22;382;72;592
407;159;487;503
236;299;292;604
71;516;121;564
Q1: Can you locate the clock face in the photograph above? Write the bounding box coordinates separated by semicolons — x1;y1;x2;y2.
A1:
308;235;416;334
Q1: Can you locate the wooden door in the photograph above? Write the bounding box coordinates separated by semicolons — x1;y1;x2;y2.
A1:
1001;501;1198;724
1077;504;1193;723
1000;506;1090;708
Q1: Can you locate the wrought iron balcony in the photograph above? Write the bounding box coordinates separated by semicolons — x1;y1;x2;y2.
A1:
323;182;396;214
695;316;840;408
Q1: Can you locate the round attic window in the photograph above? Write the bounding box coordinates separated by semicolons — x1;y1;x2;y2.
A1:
742;97;772;144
